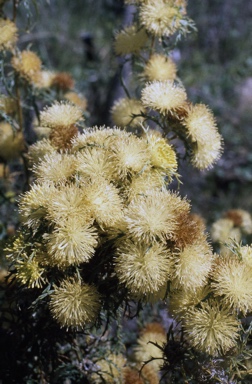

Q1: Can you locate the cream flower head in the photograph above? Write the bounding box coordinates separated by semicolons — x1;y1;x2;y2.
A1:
114;25;148;56
49;277;100;329
141;80;187;115
0;18;18;51
144;54;177;82
40;101;83;129
92;354;126;384
183;300;240;356
139;0;183;37
12;50;42;83
111;98;145;127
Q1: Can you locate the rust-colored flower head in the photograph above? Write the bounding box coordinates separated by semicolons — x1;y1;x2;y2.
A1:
51;71;75;91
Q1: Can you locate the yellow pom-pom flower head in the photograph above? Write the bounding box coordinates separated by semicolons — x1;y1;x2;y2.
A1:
114;25;148;56
144;54;177;82
111;98;146;128
12;50;42;83
49;277;100;329
0;18;18;51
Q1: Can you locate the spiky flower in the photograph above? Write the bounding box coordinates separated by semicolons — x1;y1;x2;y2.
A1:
76;146;115;182
0;122;24;161
0;18;18;51
91;354;126;383
111;98;146;127
225;209;252;235
12;50;42;83
32;70;55;89
141;81;187;115
114;25;148;56
15;254;46;288
146;131;178;175
33;152;77;184
45;217;98;268
40;101;83;129
19;182;56;230
183;300;240;356
27;139;56;165
111;134;149;178
144;54;177;82
135;322;166;371
172;236;213;289
125;190;189;242
139;0;183;37
114;238;172;298
211;218;239;244
125;170;165;201
49;277;100;329
211;256;252;314
240;245;252;268
190;132;222;170
82;178;123;229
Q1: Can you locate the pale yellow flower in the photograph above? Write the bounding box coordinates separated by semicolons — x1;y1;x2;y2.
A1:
27;139;56;165
91;354;126;384
183;300;240;356
0;18;18;51
125;190;189;242
15;254;46;289
111;98;145;127
125;169;165;201
114;238;172;298
75;146;115;182
141;80;187;115
45;217;98;268
83;178;123;229
135;323;166;371
211;218;235;243
240;245;252;268
33;152;77;184
19;182;56;230
211;256;252;314
0;122;24;161
146;131;178;176
40;101;83;128
114;25;148;56
111;134;149;178
64;91;87;111
190;132;223;170
0;95;17;115
32;70;55;88
172;236;213;289
144;54;177;82
225;209;252;235
139;0;183;37
12;50;42;83
49;277;100;329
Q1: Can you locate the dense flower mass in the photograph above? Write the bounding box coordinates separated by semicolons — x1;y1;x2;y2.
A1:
0;18;18;51
114;25;148;56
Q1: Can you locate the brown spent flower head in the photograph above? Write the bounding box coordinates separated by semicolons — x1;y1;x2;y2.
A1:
114;238;172;298
139;0;183;37
123;367;145;384
183;300;240;356
141;80;187;115
146;131;178;176
0;122;24;161
211;256;252;314
12;50;42;83
49;124;79;150
49;277;100;329
114;25;148;56
91;354;126;384
33;152;77;184
135;322;166;371
0;18;18;51
44;216;98;268
172;235;213;290
144;54;177;82
224;209;252;234
64;91;87;111
40;101;83;129
172;211;206;248
51;72;74;91
125;189;190;242
111;98;146;127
